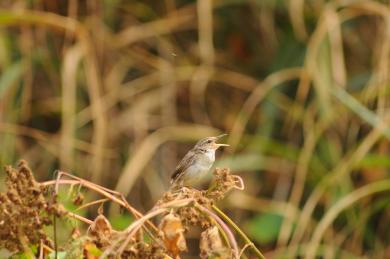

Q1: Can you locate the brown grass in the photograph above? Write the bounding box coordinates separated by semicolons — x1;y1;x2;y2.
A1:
1;1;390;257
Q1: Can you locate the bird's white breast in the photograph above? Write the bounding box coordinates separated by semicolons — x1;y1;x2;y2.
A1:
194;149;215;169
203;149;215;163
182;149;215;186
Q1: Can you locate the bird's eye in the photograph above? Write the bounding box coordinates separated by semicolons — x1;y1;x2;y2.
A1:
207;140;212;143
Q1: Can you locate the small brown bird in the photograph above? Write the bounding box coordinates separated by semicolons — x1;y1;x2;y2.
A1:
170;134;229;188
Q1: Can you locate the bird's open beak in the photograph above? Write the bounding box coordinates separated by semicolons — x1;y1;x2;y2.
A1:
215;143;229;147
215;133;228;139
214;142;229;150
214;134;229;148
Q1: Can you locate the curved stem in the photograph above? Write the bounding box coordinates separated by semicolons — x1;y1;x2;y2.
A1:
195;204;239;259
212;205;265;259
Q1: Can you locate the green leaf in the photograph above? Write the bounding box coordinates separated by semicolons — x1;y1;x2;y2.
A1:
356;154;390;169
57;192;78;212
0;61;23;98
84;243;102;256
332;87;390;140
245;213;283;244
110;213;133;231
9;245;38;259
47;251;67;259
10;253;32;259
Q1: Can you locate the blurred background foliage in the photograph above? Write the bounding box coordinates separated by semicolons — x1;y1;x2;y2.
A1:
0;0;390;257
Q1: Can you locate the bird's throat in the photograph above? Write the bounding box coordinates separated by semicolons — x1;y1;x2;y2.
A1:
197;149;215;165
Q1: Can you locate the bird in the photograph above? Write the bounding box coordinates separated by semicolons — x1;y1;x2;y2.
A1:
170;134;229;189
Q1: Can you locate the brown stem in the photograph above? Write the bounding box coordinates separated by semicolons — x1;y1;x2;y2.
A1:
41;177;160;235
195;204;239;259
212;205;265;259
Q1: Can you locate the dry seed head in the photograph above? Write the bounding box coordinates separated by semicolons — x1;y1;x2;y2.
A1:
72;192;84;206
0;161;64;252
206;168;244;200
123;241;168;258
176;206;211;229
155;168;242;231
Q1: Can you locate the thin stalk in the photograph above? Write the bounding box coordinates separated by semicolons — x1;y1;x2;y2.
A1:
75;198;109;211
42;175;161;243
196;204;239;258
212;205;265;259
53;214;57;259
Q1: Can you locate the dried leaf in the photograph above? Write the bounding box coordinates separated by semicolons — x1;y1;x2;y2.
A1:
87;215;113;247
200;226;231;259
159;213;187;257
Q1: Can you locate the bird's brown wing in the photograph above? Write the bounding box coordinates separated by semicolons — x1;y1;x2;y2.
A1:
170;150;196;184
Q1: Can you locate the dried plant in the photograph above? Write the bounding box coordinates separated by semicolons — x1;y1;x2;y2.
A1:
0;161;264;258
0;160;64;254
101;168;263;258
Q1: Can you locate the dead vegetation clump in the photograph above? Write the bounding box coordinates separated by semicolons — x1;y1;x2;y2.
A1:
111;167;247;258
155;168;245;230
206;168;245;200
0;160;64;253
87;214;118;248
0;162;263;258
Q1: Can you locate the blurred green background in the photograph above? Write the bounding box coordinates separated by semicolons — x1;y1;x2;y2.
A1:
0;0;390;257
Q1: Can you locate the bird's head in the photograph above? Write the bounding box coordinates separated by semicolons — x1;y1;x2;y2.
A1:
194;134;229;150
